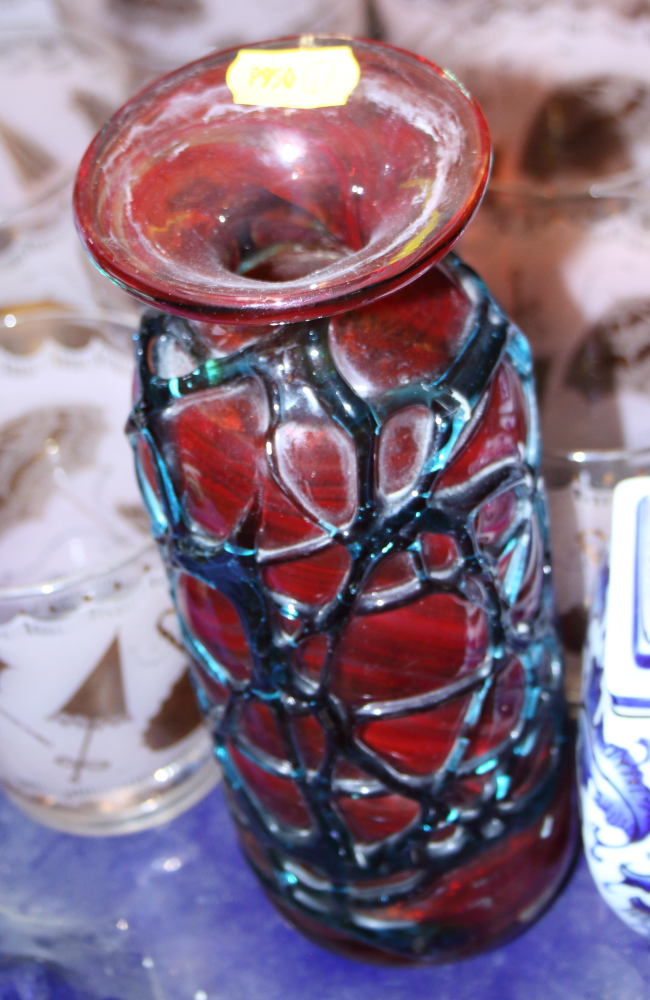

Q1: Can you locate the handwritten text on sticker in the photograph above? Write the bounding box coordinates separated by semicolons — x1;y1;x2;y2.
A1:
226;47;361;110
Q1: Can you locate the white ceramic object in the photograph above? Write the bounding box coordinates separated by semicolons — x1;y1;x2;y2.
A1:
580;475;650;935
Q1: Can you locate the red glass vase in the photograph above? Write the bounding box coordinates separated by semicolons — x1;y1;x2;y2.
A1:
74;36;576;964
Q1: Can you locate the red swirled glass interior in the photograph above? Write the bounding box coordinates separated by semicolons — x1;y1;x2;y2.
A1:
74;37;489;323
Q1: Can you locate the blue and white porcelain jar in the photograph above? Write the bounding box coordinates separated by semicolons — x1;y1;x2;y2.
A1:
580;476;650;934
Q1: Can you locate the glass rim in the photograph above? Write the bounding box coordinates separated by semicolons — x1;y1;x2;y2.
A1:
0;537;156;603
0;307;155;603
488;166;650;204
545;445;650;464
0;173;74;229
0;303;140;333
73;34;491;325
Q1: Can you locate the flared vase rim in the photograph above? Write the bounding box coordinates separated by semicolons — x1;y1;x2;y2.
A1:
73;34;491;325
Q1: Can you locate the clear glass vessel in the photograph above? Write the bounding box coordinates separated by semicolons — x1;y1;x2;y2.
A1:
0;312;220;835
0;28;133;317
74;36;576;962
375;0;650;177
55;0;369;85
544;448;650;710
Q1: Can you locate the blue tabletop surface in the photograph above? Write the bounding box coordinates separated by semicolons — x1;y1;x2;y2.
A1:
0;782;648;1000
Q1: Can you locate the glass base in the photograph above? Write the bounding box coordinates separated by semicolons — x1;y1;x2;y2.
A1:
271;828;578;966
2;736;221;836
242;768;578;965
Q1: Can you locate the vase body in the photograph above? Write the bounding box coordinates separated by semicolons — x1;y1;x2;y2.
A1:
127;255;574;962
73;35;575;963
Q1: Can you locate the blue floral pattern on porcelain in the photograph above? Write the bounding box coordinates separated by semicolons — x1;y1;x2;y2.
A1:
579;477;650;935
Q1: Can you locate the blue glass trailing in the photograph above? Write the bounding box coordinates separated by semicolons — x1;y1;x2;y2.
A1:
126;255;574;964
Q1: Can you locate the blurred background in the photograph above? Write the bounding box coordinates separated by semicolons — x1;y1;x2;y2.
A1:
1;2;650;993
3;0;648;711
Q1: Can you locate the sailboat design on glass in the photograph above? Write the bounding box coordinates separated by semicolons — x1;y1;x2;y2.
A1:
71;90;116;134
0;656;52;747
52;636;130;783
111;0;204;23
0;119;57;185
144;608;202;751
143;668;201;751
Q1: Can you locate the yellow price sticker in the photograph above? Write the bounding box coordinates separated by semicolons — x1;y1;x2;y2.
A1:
226;46;361;110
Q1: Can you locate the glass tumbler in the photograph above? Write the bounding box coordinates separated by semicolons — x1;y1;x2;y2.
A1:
545;448;650;709
0;0;56;30
374;0;650;178
0;28;134;317
0;312;219;835
54;0;369;85
73;36;575;962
